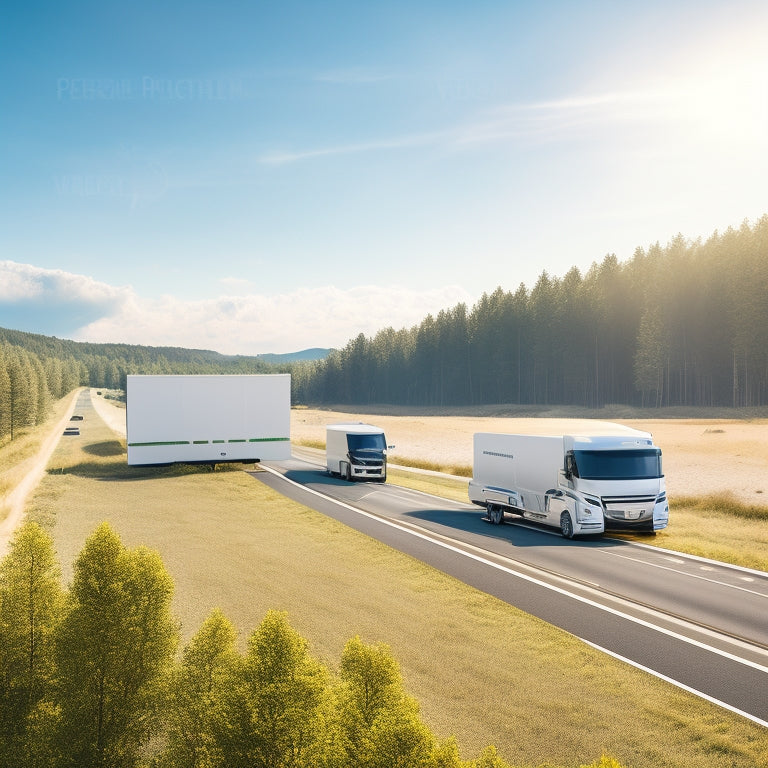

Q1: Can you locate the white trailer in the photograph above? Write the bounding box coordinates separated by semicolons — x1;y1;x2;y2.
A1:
468;422;669;537
326;423;391;482
126;374;291;466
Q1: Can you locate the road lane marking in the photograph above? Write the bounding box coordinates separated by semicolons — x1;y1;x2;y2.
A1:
600;550;768;600
259;464;768;677
612;537;768;580
582;639;768;729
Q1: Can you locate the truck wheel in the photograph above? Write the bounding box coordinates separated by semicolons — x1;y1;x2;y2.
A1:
488;504;504;525
560;512;574;539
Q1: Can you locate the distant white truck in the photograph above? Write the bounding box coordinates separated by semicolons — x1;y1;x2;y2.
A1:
126;374;291;466
326;423;391;482
468;422;669;537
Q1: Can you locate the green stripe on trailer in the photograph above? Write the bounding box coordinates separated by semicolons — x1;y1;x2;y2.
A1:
128;437;290;447
128;441;190;447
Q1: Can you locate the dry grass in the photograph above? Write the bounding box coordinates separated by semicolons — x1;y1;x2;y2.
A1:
0;395;74;523
387;468;470;502
391;455;472;477
673;492;768;522
617;504;768;571
291;407;768;507
294;406;768;571
296;438;325;451
16;399;768;767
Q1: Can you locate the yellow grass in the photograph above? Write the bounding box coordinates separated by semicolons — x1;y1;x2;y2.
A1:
614;503;768;571
0;394;75;523
295;407;768;571
291;408;768;507
16;398;768;767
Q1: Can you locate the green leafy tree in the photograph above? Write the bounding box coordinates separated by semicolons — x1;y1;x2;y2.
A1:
53;522;178;768
217;610;328;768
581;756;626;768
336;636;436;768
0;522;64;765
430;736;465;768
159;608;239;768
470;745;513;768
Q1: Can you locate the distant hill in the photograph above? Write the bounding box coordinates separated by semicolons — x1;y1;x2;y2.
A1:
257;348;331;364
0;327;330;368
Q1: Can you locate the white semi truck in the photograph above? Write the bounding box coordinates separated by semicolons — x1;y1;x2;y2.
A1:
468;423;669;537
326;423;391;482
126;374;291;466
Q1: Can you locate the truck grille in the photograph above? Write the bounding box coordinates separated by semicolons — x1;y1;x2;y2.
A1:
601;495;655;522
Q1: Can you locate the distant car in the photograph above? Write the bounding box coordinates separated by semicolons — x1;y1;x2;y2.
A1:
63;427;80;436
70;415;84;421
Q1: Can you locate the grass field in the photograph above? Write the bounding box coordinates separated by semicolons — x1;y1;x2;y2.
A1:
18;395;768;767
0;393;76;524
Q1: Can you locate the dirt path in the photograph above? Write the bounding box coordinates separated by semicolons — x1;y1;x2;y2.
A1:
0;389;81;557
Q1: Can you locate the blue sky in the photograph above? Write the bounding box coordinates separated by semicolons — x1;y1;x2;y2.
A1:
1;1;767;354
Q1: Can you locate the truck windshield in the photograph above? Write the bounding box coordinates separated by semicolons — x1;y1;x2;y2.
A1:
572;449;662;480
347;433;386;453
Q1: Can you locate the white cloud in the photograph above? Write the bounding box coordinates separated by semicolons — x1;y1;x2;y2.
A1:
64;276;474;355
0;261;132;336
0;262;472;355
0;261;127;304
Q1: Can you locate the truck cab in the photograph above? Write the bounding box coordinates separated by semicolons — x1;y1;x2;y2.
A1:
326;423;392;482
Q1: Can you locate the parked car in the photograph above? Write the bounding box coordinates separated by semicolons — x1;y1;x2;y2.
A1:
70;414;84;421
63;427;80;436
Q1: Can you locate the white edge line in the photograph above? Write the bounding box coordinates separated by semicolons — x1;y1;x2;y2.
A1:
600;549;768;599
581;639;768;729
260;465;768;676
293;450;768;581
615;537;768;580
262;466;768;727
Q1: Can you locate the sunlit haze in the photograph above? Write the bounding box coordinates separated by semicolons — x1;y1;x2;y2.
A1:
1;1;766;354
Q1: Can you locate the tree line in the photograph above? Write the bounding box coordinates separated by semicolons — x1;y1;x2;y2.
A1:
292;217;768;408
3;216;766;420
0;521;623;768
0;332;279;444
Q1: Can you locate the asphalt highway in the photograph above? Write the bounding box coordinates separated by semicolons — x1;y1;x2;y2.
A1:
253;452;768;727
